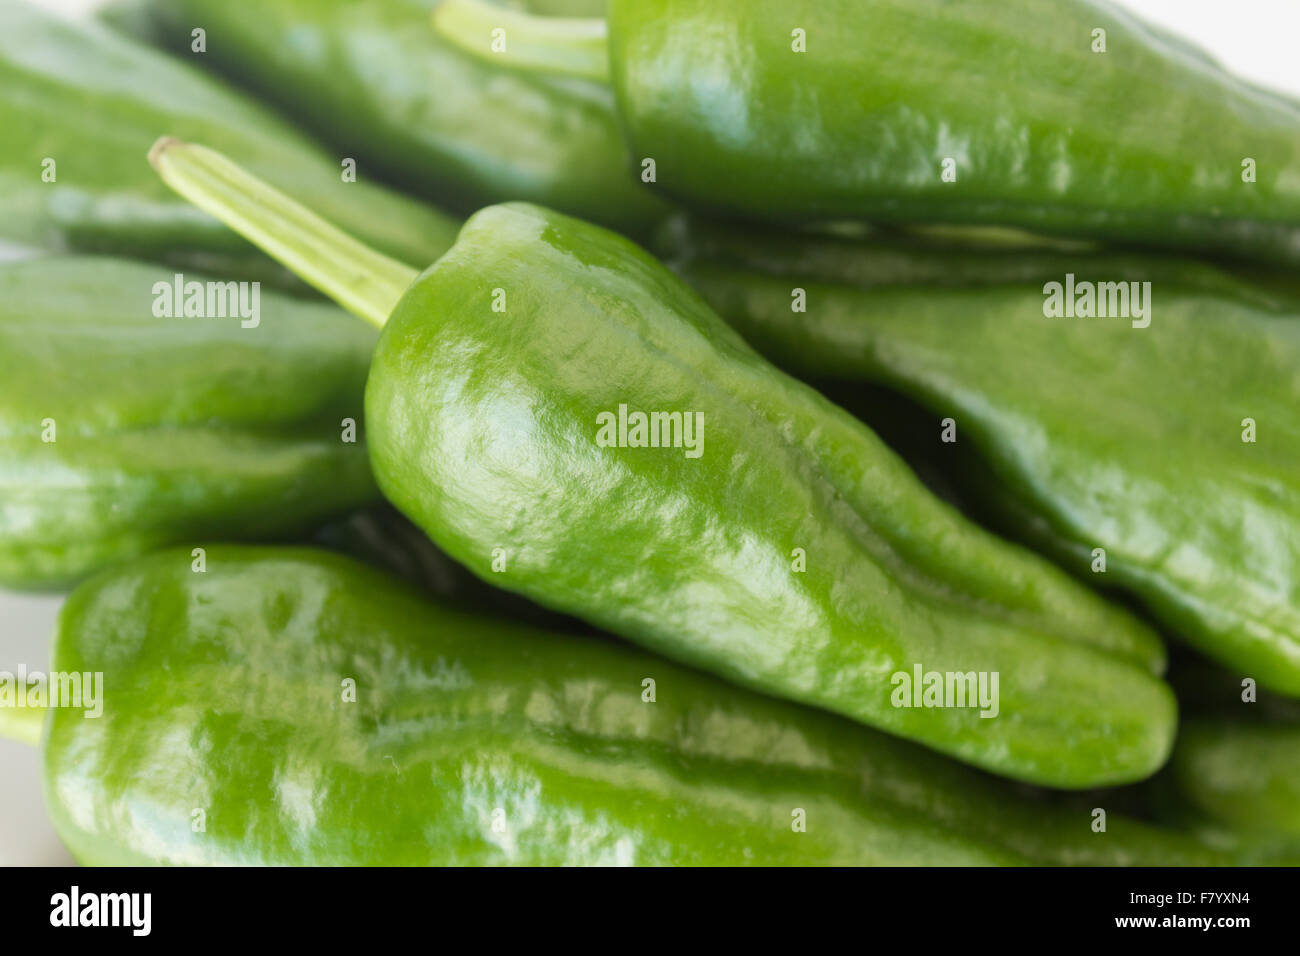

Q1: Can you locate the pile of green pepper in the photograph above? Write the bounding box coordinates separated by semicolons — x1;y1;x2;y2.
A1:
1;0;1296;868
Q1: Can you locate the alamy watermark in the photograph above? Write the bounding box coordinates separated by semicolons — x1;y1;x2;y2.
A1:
50;886;150;936
0;665;103;718
595;403;704;458
152;273;260;328
891;664;999;718
1042;273;1151;328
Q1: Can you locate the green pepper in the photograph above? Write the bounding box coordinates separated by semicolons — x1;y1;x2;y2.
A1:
1165;656;1300;835
132;0;668;236
149;139;1178;788
1132;655;1300;863
0;545;1229;865
0;1;458;280
658;217;1300;312
434;0;1300;264
1167;721;1300;841
668;222;1300;696
0;255;376;590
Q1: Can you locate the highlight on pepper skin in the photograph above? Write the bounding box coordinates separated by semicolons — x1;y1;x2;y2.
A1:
1;0;1297;903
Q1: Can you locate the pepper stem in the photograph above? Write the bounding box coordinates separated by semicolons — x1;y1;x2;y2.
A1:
0;704;45;747
148;138;418;328
432;0;609;83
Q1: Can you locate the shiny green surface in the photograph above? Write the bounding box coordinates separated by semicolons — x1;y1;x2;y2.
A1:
0;1;458;278
0;257;377;589
145;0;668;235
673;229;1300;695
607;0;1300;262
41;546;1225;866
367;201;1176;787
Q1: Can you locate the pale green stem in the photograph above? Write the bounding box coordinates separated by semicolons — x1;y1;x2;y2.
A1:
433;0;609;83
148;138;417;328
0;703;45;747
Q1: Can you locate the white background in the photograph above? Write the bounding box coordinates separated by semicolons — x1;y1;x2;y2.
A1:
3;0;1300;866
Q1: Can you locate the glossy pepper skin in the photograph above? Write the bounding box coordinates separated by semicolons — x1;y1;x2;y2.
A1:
600;0;1300;262
0;256;376;590
0;1;458;279
368;202;1182;788
670;224;1300;695
149;141;1177;788
34;546;1226;866
140;0;668;235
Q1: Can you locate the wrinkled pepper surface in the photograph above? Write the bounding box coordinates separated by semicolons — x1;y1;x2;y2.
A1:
669;223;1300;696
134;0;667;235
0;1;458;279
436;0;1300;264
1;546;1230;866
0;256;376;590
150;140;1178;788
